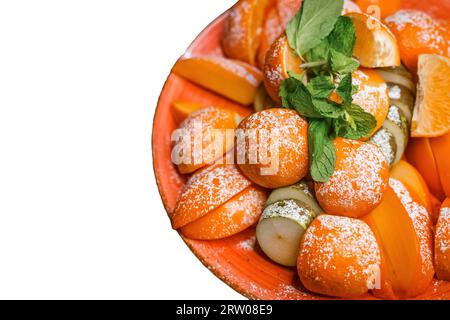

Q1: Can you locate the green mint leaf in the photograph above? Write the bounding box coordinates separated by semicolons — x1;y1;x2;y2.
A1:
312;99;343;119
336;73;353;105
308;119;336;183
305;38;330;64
287;70;307;83
334;104;377;140
328;16;356;57
279;78;323;118
330;49;360;74
286;0;344;56
307;75;335;98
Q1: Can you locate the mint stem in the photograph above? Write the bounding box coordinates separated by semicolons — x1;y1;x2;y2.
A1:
299;60;327;68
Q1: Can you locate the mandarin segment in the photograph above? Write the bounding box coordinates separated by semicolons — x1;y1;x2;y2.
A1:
411;54;450;138
315;138;389;218
236;108;309;189
222;0;270;65
172;56;263;105
298;215;381;298
435;199;450;281
385;10;447;73
180;186;266;240
174;107;238;174
171;163;252;229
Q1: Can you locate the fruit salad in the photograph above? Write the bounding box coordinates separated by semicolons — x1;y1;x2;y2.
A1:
162;0;450;299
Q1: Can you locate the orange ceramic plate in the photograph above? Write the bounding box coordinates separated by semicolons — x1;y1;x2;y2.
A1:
153;2;450;300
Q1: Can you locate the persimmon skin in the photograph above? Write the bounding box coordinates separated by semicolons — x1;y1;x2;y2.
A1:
435;198;450;281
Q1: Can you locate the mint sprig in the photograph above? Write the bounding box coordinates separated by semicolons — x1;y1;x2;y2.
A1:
280;0;376;183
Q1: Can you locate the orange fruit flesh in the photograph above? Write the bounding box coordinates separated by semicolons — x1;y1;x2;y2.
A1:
405;137;445;200
362;186;421;299
430;132;450;198
172;102;204;124
172;57;263;105
257;8;283;69
411;54;450;138
180;186;266;240
390;160;432;214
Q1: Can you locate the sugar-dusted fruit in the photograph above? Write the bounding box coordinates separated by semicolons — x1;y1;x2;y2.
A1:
405;137;445;200
391;160;432;215
377;65;416;94
171;163;252;229
172;56;263;105
236;108;309;189
264;35;303;103
385;10;447;73
276;0;303;27
411;54;450;138
257;7;284;69
435;198;450;281
173;107;239;174
352;68;390;135
257;199;316;267
342;0;361;14
362;180;434;299
315;138;389;218
180;186;266;240
354;0;400;19
222;0;270;65
298;215;381;298
346;12;400;68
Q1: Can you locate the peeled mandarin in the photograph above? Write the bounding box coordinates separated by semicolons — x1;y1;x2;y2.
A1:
237;108;309;189
315;138;389;218
298;215;381;298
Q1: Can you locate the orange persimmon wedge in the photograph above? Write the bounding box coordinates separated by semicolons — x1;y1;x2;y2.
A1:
435;198;450;281
180;186;266;240
257;7;284;69
222;0;271;65
172;56;263;105
362;180;434;299
430;132;450;199
276;0;302;27
405;137;445;200
171;102;252;125
171;163;252;229
391;160;432;214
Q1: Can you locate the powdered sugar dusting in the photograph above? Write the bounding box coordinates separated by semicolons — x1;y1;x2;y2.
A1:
436;208;450;254
316;140;388;215
172;163;252;228
299;215;381;296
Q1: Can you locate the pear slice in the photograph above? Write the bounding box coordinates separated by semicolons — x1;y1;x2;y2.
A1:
256;199;317;267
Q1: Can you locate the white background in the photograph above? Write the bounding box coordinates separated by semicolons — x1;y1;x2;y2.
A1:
0;0;244;299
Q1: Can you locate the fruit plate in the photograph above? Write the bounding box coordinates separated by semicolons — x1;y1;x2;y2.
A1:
152;1;450;300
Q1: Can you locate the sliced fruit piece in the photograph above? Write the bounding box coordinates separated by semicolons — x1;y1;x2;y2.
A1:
369;127;397;167
172;102;204;124
257;7;284;69
411;54;450;138
385;10;447;73
266;181;323;215
435;198;450;281
237;108;309;189
315;138;389;218
180;186;266;240
430;193;443;226
276;0;302;27
298;215;381;298
354;0;400;19
362;181;434;299
430;132;450;198
352;68;390;135
256;199;316;267
381;105;409;166
173;107;238;174
391;160;432;214
387;82;414;124
253;84;277;112
389;179;434;298
346;12;400;68
342;0;362;14
172;56;263;105
222;0;270;65
171;163;252;229
377;66;416;94
264;34;303;103
405;137;445;200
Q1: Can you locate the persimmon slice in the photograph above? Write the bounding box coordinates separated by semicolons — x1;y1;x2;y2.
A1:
430;132;450;198
435;198;450;281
